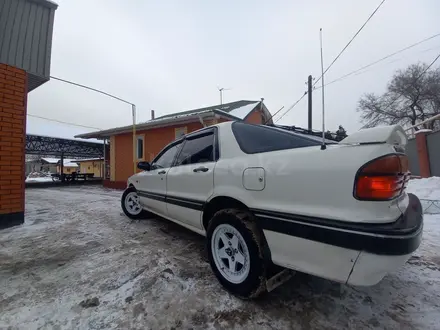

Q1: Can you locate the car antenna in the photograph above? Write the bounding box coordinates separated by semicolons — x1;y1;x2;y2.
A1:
319;28;327;150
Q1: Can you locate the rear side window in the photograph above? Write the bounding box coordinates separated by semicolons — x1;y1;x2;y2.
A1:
175;132;214;165
232;122;320;154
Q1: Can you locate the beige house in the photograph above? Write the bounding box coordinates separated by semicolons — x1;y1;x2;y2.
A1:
56;160;78;174
73;158;104;178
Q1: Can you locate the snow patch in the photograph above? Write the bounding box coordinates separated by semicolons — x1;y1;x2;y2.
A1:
72;158;103;162
407;177;440;200
40;158;79;166
227;102;259;119
145;110;213;124
40;157;60;164
25;177;53;183
63;162;79;168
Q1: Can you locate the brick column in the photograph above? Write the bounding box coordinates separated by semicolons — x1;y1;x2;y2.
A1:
415;129;432;178
0;64;27;229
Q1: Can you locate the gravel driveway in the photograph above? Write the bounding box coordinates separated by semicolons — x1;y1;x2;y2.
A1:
0;186;439;329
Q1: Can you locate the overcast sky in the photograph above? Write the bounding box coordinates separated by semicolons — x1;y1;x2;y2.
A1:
26;0;440;138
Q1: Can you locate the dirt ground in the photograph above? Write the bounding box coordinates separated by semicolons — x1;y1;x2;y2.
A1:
0;186;439;330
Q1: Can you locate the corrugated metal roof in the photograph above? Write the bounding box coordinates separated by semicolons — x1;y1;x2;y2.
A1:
41;157;77;164
71;158;103;162
75;100;272;140
75;109;239;140
0;0;57;91
28;0;58;9
155;100;259;121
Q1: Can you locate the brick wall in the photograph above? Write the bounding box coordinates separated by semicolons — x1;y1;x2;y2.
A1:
113;122;203;183
244;109;264;124
0;64;27;229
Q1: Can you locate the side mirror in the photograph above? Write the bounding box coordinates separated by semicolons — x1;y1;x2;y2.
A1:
137;161;151;171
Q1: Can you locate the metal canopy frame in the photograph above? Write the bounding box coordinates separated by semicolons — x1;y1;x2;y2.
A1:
26;134;105;158
26;134;109;182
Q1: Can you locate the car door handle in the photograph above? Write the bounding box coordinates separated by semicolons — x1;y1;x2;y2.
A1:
158;170;166;175
193;166;209;173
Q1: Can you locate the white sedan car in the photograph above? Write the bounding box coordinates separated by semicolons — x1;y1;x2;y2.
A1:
121;121;423;298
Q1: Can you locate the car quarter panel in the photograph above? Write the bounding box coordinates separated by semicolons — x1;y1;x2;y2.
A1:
214;123;405;224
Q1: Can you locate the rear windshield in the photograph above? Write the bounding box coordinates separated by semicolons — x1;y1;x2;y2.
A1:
231;122;320;154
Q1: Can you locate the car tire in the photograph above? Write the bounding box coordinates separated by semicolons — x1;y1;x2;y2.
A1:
206;208;267;299
121;186;151;219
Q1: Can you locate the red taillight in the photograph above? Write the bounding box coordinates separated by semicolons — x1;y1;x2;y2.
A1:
354;154;410;201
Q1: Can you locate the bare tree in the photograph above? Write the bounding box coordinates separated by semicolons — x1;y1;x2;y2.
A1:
357;63;440;130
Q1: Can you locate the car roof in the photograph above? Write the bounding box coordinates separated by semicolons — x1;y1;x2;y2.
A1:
183;121;335;144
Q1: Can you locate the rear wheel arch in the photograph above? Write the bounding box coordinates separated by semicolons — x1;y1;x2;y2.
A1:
202;196;249;230
202;196;272;263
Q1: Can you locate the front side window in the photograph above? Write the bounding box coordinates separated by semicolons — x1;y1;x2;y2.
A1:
152;141;182;169
136;135;144;159
175;132;214;166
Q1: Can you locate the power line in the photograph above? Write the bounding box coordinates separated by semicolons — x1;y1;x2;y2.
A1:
314;0;386;87
275;92;308;123
49;74;139;175
27;113;102;130
316;32;440;89
50;75;133;106
264;92;306;124
275;1;386;126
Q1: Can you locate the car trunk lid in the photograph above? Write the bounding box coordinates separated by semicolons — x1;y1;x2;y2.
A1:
339;125;407;146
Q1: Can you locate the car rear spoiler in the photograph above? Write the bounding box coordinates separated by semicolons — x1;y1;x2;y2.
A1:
339;125;408;146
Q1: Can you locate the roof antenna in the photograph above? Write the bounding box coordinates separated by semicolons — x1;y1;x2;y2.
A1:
217;86;231;105
319;28;327;150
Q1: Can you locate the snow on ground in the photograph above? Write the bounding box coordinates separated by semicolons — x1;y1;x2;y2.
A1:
25;177;54;183
407;176;440;200
0;181;439;329
408;177;440;214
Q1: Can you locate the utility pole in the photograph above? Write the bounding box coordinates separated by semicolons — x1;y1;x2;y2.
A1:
307;75;313;131
131;104;137;175
319;28;326;150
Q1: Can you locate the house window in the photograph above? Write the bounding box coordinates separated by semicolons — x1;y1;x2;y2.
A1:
175;127;187;139
136;135;144;160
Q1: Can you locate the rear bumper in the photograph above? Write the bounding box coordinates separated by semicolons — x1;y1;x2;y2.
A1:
346;251;412;286
255;193;423;285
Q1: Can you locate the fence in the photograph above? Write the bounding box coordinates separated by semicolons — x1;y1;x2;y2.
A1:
406;138;420;175
405;115;440;177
